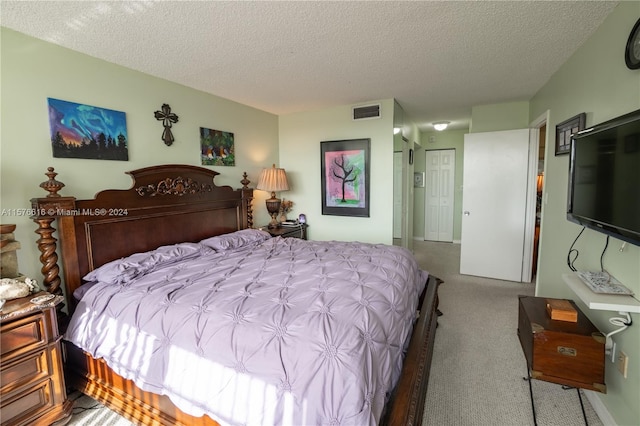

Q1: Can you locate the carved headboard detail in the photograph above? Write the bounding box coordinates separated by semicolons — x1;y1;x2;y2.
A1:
135;176;214;197
31;165;253;315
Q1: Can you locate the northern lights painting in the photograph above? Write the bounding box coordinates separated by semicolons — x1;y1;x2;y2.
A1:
47;98;129;160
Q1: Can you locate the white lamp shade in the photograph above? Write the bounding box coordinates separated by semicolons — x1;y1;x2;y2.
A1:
256;164;289;192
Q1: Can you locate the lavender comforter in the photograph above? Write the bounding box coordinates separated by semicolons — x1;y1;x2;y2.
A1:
65;230;428;425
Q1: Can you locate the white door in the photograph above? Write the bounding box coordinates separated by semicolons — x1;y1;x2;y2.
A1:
393;152;403;239
460;129;531;282
425;149;455;242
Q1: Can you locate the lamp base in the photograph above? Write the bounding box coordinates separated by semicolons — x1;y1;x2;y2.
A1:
266;196;281;229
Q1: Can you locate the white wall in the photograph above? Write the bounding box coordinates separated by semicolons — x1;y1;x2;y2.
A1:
278;100;395;243
1;28;279;281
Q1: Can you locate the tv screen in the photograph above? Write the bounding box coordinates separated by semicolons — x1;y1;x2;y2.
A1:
567;109;640;246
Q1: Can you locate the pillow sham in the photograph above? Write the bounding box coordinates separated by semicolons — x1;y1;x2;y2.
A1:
83;242;203;284
73;281;97;301
200;229;271;251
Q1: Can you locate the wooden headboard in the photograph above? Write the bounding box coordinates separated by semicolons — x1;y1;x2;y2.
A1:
31;164;253;314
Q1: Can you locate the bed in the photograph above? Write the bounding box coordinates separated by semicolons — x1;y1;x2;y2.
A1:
30;164;441;426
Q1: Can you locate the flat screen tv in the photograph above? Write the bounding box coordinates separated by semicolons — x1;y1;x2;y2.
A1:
567;109;640;246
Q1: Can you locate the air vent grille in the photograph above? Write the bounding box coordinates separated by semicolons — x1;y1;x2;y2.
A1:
353;104;381;120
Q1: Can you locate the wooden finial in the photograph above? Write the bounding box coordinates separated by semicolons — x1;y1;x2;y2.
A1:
241;172;250;189
39;167;65;198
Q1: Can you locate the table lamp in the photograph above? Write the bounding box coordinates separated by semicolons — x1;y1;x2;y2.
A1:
256;164;289;228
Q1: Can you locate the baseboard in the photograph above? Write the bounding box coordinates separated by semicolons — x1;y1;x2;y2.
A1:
584;390;616;425
412;237;461;245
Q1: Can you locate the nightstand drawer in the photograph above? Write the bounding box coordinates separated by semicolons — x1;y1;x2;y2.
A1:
0;295;71;425
1;313;47;360
0;378;54;426
1;349;50;394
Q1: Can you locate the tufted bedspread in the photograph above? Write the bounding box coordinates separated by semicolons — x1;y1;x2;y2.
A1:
65;231;428;425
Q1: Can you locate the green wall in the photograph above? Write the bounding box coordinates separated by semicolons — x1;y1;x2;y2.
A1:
531;3;640;425
470;101;530;133
0;28;279;282
278;100;397;244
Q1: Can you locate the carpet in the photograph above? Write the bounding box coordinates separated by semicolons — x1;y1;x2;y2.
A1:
416;240;603;426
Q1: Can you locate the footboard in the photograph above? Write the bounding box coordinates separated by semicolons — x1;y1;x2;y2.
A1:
65;344;221;426
382;274;441;426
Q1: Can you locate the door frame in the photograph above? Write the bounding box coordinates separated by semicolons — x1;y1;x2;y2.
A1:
393;151;403;239
525;111;549;286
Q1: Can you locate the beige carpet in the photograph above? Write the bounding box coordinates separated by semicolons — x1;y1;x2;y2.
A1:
415;240;603;426
65;240;604;425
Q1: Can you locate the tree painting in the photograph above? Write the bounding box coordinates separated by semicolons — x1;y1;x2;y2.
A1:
321;139;370;217
47;98;128;161
326;150;365;207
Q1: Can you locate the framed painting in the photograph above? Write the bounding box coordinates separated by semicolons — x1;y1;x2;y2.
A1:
321;138;370;217
200;127;235;166
555;112;586;156
47;98;128;160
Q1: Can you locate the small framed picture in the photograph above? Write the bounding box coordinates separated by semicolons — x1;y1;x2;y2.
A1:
555;113;586;156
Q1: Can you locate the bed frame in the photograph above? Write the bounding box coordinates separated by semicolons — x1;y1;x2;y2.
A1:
31;164;440;426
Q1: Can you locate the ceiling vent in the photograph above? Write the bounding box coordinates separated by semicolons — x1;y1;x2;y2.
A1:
352;104;381;121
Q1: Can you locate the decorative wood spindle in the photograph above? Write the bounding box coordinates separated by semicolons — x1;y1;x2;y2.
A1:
31;167;76;295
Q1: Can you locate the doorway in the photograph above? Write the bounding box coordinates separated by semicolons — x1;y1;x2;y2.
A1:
530;113;548;280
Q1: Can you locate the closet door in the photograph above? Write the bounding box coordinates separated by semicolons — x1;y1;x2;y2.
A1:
425;149;455;242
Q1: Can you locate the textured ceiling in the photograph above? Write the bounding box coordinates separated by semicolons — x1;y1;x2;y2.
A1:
0;1;619;131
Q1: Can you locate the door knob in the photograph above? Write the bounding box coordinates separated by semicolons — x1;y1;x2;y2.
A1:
463;211;470;216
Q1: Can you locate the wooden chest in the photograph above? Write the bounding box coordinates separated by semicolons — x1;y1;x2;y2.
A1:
517;295;606;393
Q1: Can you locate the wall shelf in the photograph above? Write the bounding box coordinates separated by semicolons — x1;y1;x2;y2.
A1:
563;273;640;313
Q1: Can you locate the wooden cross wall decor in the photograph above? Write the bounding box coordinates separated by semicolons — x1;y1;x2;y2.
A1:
154;103;179;146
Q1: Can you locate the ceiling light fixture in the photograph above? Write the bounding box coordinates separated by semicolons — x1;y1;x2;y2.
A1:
433;121;450;131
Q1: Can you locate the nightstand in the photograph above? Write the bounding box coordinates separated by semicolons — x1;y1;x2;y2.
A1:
0;292;72;426
261;223;308;240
